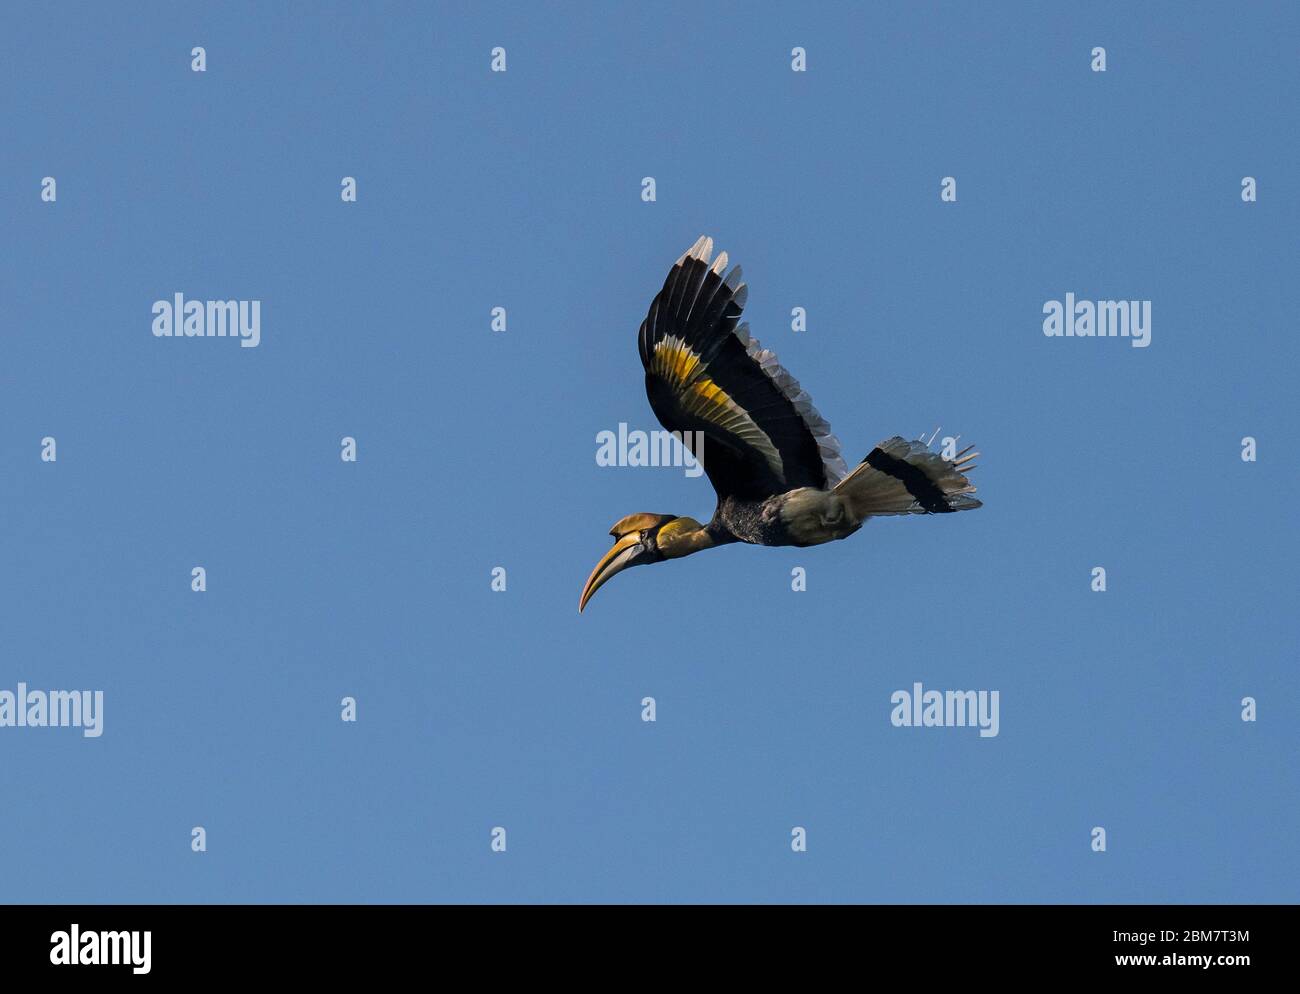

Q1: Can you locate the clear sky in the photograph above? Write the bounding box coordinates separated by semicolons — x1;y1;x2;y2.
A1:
2;1;1296;903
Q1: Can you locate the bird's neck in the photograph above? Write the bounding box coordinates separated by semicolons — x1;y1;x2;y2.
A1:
659;524;719;560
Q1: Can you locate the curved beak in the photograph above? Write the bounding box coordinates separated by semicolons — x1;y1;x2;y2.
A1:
579;533;644;613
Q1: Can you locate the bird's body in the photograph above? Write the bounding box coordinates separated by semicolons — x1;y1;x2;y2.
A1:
580;236;982;611
710;489;854;548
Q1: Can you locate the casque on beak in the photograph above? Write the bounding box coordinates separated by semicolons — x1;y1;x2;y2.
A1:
579;532;646;612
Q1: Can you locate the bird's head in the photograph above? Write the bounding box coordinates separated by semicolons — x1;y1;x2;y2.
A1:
579;512;706;612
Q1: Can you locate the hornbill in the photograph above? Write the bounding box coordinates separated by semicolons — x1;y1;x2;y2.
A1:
579;236;981;612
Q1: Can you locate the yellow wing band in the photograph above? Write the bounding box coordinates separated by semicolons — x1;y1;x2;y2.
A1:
650;337;784;479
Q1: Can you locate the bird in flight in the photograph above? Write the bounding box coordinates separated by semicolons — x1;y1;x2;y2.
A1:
580;236;981;612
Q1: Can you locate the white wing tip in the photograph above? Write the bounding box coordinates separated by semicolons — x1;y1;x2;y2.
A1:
678;235;714;266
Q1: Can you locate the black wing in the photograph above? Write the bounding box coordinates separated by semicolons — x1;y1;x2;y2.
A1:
638;236;846;502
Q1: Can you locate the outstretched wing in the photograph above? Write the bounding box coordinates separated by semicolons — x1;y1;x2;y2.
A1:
638;236;847;502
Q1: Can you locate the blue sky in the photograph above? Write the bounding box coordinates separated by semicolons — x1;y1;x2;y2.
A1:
2;1;1296;903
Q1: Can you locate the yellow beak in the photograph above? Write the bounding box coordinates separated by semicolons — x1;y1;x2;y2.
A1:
579;533;643;613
